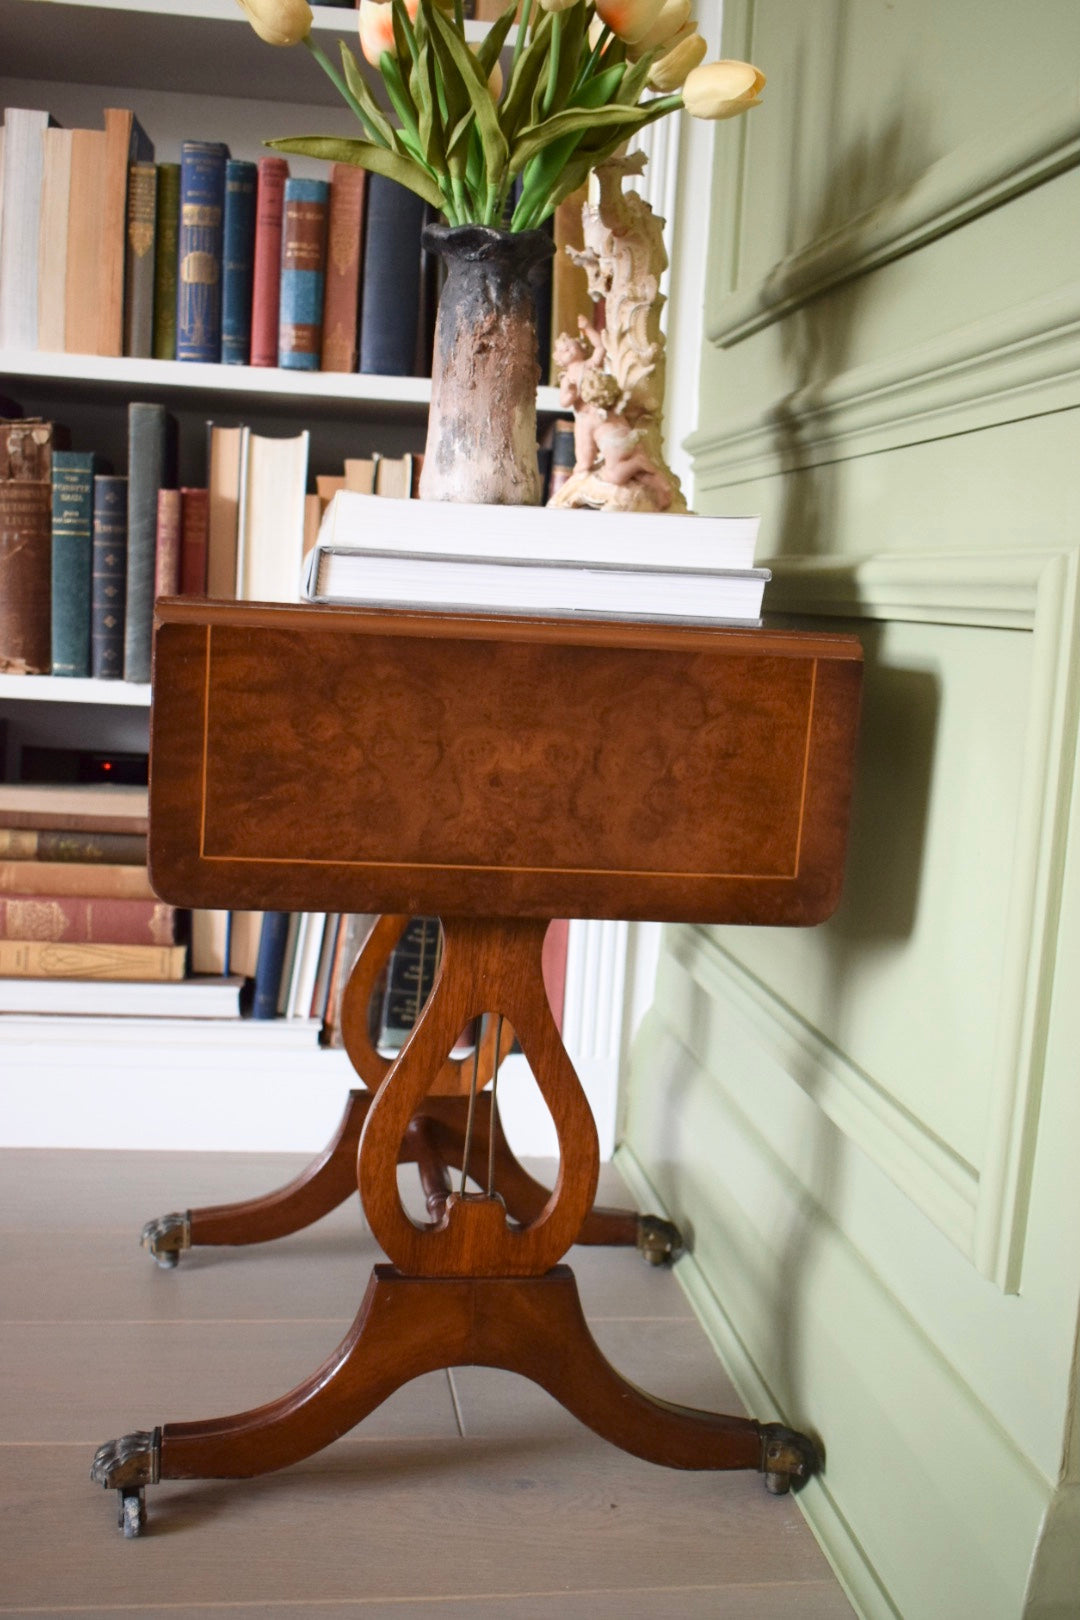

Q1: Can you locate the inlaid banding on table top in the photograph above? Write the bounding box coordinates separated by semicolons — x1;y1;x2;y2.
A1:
193;625;820;883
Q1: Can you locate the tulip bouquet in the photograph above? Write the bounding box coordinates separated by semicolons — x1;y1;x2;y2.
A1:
236;0;764;232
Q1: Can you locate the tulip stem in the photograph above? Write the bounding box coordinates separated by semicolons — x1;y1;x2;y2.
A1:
303;37;387;146
541;10;562;118
509;0;534;86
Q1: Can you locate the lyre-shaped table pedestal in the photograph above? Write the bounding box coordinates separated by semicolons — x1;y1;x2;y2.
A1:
139;913;681;1270
91;601;862;1536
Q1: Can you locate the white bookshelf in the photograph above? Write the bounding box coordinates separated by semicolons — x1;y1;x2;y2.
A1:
0;0;633;1157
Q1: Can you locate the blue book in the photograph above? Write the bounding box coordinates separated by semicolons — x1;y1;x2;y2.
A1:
91;476;127;680
221;158;257;364
359;175;426;376
51;452;101;678
278;177;329;371
250;911;291;1019
176;140;229;363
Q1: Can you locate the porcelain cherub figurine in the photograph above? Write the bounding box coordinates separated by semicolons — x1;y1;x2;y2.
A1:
549;152;687;515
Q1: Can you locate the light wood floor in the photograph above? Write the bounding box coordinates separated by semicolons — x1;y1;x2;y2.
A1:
0;1148;854;1619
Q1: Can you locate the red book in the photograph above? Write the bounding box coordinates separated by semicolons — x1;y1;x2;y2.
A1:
179;486;209;594
250;156;289;368
154;487;181;599
320;164;365;373
0;892;175;946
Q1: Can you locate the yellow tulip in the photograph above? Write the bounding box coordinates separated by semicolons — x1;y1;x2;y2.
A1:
594;0;667;46
357;0;419;66
647;29;706;89
681;59;765;119
234;0;312;47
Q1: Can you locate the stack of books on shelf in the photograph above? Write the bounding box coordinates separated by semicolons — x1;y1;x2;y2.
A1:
305;492;770;625
0;100;585;383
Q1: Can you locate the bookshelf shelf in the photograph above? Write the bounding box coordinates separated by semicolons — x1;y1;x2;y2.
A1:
0;350;563;417
0;0;496;108
0;675;151;707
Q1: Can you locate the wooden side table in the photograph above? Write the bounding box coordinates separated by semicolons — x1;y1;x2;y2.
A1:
92;600;862;1537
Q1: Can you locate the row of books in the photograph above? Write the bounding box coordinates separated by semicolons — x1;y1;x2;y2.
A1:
0;408;418;683
0;103;588;381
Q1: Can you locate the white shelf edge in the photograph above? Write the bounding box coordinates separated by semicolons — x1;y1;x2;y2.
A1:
0;674;151;706
1;350;563;414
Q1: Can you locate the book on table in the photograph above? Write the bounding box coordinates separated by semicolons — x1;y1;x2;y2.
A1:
304;493;768;625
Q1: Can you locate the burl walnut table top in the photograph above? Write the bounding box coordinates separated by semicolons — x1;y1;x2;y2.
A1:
148;600;863;926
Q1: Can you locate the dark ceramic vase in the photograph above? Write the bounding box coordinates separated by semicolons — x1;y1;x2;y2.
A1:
419;224;555;506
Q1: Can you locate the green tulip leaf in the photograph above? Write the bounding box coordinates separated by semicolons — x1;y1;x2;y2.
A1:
499;6;553;138
267;137;446;211
474;0;517;78
339;42;399;151
429;4;508;184
509;99;653;175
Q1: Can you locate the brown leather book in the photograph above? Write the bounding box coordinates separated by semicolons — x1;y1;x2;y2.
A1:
250;156;289;368
179;487;209;595
99;109;154;358
64;128;107;356
320;164;365;373
0;829;148;864
0;420;60;674
0;860;155;899
154;487;182;599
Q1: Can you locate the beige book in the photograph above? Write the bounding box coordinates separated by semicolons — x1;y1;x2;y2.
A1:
206;424;243;599
374;453;414;500
65;127;107;355
37;127;73;353
344;458;376;494
191;909;229;975
302;493;321;560
316;474;346;509
0;940;185;981
97;108;138;357
0;860;154;898
228;911;264;979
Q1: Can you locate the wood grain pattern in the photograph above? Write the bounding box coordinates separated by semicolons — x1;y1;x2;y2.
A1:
148;601;862;925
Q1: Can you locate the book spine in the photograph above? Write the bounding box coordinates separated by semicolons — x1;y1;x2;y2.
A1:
359;175;426;376
179;487;209;595
152;163;181;361
0;860;155;898
176;141;228;363
50;451;97;678
0;109;49;350
320;164;365;373
0;939;185;981
547;418;575;499
64;129;107;356
0;829;148;864
123;161;158;358
250;910;290;1019
100;109;154;359
0;421;55;674
378;915;441;1048
154;487;182;600
91;475;127;680
278;178;330;371
124;403;176;683
220;158;257;364
250;156;289;368
37;126;73;353
0;893;175;946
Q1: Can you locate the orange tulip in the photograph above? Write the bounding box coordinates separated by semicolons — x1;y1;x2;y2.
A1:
594;0;667;46
357;0;420;66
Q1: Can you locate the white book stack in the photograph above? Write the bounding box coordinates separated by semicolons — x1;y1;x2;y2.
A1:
0;108;53;350
304;493;769;626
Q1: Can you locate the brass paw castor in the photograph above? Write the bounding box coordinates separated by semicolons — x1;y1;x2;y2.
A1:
636;1213;684;1266
140;1212;191;1269
758;1423;819;1494
91;1428;160;1536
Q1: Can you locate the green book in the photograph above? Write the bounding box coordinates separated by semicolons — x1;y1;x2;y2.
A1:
152;162;180;361
51;450;101;678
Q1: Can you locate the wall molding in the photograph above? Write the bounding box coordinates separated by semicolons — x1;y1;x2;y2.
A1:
707;84;1080;348
683;549;1080;1290
690;283;1080;488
